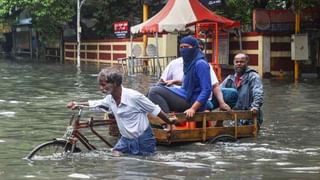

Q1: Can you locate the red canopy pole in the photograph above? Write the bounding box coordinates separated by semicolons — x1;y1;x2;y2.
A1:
195;22;221;80
195;23;199;39
214;22;221;81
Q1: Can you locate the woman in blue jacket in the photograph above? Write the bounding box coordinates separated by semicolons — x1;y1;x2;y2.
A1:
148;35;212;118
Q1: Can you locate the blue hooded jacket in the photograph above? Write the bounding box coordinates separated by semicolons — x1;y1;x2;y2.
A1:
168;36;211;111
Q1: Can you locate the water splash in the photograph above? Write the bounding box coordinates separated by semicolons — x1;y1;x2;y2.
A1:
68;173;91;179
24;175;36;178
9;100;19;104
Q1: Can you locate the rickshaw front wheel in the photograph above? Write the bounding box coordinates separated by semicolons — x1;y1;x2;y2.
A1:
25;139;81;160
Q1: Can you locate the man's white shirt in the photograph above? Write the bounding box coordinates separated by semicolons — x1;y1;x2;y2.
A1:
88;87;161;139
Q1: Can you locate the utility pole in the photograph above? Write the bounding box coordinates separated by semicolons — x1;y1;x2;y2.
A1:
142;1;150;73
143;2;149;56
77;0;87;67
294;7;301;81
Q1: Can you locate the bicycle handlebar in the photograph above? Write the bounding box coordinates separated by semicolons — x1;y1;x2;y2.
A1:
74;104;89;109
72;104;113;118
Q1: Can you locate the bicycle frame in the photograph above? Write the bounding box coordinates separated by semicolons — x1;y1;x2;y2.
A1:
63;107;116;151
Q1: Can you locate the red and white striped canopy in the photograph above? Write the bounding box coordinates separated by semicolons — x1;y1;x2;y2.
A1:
131;0;240;34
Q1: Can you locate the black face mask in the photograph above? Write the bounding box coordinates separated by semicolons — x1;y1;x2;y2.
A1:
180;47;196;64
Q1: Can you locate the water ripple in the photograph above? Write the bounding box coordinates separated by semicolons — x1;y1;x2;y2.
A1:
0;111;16;117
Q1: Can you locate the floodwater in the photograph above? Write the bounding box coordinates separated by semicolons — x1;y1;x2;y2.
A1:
0;57;320;180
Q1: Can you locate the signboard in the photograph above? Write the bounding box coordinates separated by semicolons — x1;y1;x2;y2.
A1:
200;0;222;8
114;21;129;38
253;9;295;32
253;8;320;32
291;34;309;60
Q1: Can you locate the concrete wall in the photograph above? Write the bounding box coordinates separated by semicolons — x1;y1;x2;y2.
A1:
64;35;178;74
64;40;128;65
269;35;292;76
230;32;293;77
65;32;296;77
230;33;262;76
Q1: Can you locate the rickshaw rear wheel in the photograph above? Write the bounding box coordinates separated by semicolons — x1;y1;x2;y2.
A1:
206;134;237;144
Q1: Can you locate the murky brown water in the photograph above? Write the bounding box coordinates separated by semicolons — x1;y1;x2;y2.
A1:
0;57;320;179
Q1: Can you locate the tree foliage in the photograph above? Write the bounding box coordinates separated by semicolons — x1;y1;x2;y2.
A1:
1;0;319;39
211;0;320;25
0;0;75;37
81;0;164;38
0;0;165;39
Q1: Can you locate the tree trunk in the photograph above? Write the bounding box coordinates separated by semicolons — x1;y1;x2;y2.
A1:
36;31;40;61
59;28;64;64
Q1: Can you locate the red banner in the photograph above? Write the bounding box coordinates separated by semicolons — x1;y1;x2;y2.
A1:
114;21;129;38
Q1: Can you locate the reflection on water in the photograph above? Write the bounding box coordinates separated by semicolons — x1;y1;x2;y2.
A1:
0;58;320;179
